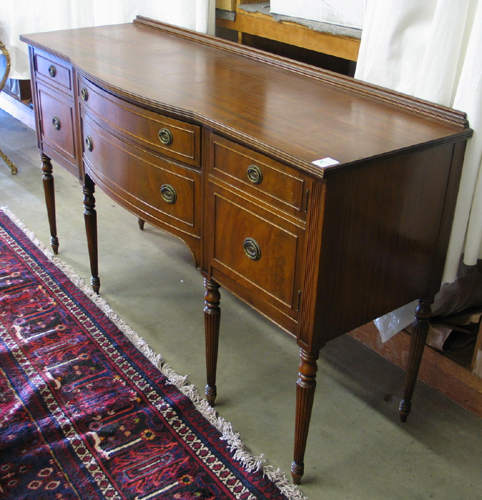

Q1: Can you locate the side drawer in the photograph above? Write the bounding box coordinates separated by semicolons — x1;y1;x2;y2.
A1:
78;77;201;168
210;185;305;316
82;114;200;238
34;51;72;93
37;83;77;166
211;134;307;218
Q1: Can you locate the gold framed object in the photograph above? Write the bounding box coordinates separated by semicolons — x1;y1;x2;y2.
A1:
0;41;18;175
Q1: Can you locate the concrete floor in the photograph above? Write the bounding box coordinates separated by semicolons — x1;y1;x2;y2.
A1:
1;107;482;500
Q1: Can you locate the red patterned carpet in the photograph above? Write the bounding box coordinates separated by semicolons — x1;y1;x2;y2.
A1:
0;208;305;500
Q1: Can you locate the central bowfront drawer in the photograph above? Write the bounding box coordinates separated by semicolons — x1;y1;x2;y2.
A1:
78;77;201;168
82;114;200;238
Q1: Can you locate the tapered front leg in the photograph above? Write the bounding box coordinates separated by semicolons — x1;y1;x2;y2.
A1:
83;174;100;293
291;348;319;485
137;218;145;230
41;153;59;254
204;278;221;406
399;296;434;422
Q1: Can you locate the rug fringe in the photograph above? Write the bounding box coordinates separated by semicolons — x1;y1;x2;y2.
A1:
160;362;308;500
0;208;167;370
0;207;308;500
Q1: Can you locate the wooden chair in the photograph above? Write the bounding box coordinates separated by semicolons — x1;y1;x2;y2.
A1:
0;41;18;175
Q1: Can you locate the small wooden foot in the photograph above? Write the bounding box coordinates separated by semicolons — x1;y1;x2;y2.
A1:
291;348;319;485
399;296;433;422
138;218;145;230
41;153;59;254
83;174;101;294
204;277;221;406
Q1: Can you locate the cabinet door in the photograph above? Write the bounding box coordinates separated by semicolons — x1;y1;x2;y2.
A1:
37;83;77;174
207;176;306;334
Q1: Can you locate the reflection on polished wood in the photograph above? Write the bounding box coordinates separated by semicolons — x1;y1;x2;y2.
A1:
22;17;472;484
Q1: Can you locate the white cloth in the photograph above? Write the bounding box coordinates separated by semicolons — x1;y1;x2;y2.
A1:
0;0;214;79
356;0;482;283
139;0;215;35
356;0;482;338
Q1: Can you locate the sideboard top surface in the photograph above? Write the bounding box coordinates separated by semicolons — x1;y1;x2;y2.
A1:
21;18;471;176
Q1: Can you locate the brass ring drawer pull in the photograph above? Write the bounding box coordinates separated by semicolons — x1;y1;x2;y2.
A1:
48;65;57;77
52;117;61;130
243;237;261;261
81;88;89;101
247;164;263;185
85;136;93;152
160;184;177;204
158;128;173;146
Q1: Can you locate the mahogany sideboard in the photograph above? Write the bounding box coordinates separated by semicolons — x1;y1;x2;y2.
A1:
21;17;472;484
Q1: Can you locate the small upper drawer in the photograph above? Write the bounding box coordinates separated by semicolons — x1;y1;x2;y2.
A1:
78;77;201;168
34;52;72;93
211;135;307;216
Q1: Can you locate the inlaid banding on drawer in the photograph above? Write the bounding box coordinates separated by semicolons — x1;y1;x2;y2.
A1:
37;83;76;163
212;193;302;310
34;52;72;92
79;78;201;167
82;115;200;236
212;135;306;215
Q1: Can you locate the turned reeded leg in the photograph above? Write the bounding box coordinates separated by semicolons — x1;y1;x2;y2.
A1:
399;296;434;422
41;153;59;254
291;348;319;485
83;174;100;293
204;278;221;406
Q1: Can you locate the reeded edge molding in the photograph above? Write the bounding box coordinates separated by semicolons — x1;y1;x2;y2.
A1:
133;16;470;130
0;206;308;500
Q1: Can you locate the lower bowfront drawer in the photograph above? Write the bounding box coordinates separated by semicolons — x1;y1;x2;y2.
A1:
78;77;201;168
210;184;305;319
82;114;200;239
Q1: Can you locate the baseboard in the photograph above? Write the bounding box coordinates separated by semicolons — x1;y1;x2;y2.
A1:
349;323;482;418
0;91;35;130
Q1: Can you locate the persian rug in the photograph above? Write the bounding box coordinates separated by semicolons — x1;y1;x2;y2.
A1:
0;207;306;500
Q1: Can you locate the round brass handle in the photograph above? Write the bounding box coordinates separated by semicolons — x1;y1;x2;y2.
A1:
243;238;261;261
85;136;93;152
160;184;177;204
48;65;57;77
247;164;263;185
52;117;61;131
158;128;173;146
81;88;89;101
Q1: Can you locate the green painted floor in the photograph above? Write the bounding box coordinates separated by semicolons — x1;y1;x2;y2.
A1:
1;108;481;500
